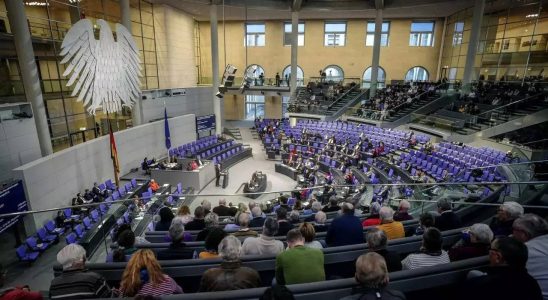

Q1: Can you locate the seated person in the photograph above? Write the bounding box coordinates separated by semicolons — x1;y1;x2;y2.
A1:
362;202;382;227
459;237;542;300
401;227;449;270
50;244;112;299
434;198;462;231
322;196;340;213
199;236;261;292
313;211;328;232
184;206;206;231
340;253;406;300
148;179;160;193
299;222;323;249
393;200;414;221
326;203;364;247
232;213;259;239
196;212;219;241
242;217;285;256
449;223;493;262
276;207;293;237
111;230;137;262
154;207;174;231
415;213;434;235
376;207;405;240
366;228;402;272
275;229;325;285
489;201;523;237
199;228;228;259
249;206;266;228
156;219;194;260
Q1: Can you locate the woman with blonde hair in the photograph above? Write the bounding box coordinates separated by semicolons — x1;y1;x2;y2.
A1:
119;249;182;297
299;222;323;249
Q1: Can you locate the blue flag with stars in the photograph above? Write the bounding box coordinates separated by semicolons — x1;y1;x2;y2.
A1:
164;107;171;150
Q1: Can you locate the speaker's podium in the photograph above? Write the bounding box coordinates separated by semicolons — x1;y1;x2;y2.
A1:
151;159;215;191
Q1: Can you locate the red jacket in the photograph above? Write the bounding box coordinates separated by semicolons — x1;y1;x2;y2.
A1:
0;287;43;300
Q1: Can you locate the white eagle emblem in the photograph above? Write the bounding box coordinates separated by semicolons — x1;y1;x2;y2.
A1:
60;19;141;115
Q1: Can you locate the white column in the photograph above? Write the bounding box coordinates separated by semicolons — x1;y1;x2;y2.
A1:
6;0;53;156
290;11;298;95
370;8;383;98
462;0;485;88
210;4;222;134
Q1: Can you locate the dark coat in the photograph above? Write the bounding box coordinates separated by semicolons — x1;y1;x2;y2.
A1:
460;266;542;300
249;217;266;228
277;221;294;237
156;242;195;260
375;249;402;272
199;260;261;292
448;242;490;262
185;218;206;231
434;211;462;231
340;287;406;300
213;205;232;216
489;218;514;237
326;213;365;247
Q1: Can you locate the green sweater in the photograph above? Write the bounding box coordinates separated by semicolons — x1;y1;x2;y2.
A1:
275;245;325;285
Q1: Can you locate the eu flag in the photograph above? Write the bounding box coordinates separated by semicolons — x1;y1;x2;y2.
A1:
164;107;171;149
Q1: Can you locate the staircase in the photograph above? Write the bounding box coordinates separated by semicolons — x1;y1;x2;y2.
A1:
384;94;441;122
325;86;367;120
454;93;548;135
223;128;242;140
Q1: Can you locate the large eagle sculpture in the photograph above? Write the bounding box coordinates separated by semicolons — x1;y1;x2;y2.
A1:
60;19;141;115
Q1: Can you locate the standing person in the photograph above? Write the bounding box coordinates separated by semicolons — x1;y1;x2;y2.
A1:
215;163;222;187
119;250;182;297
275;72;281;87
275;229;325;285
49;244;112;299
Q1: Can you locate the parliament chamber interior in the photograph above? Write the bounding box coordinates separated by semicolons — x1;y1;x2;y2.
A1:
0;0;547;299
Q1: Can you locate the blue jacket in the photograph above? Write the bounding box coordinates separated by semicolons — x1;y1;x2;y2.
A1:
326;213;364;247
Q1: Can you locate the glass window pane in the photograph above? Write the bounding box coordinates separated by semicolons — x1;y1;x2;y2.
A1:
246;24;265;33
411;21;434;32
382;22;390;32
381;34;388;46
325;23;346;32
455;22;464;32
366;34;374;46
367;22;375;32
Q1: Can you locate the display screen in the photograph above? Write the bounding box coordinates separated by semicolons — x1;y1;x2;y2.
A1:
196;114;216;132
0;180;28;234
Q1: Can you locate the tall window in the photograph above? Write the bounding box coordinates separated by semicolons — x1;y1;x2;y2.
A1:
409;21;435;47
405;67;429;82
324;65;344;82
245;95;265;120
362;66;386;88
366;22;390;46
245;23;265;47
452;22;464;46
324;22;346;46
282;65;305;86
284;22;305;46
244;65;265;86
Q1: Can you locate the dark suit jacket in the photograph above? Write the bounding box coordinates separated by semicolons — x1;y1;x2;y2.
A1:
185;219;206;231
156;242;195;260
435;211;462;231
277;221;293;237
249;217;266;228
213;205;232;216
326;213;365;247
374;249;402;272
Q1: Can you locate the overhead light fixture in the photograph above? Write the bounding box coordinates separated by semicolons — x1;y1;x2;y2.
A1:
526;13;538;18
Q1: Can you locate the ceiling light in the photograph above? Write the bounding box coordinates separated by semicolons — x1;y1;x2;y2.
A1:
526;13;538;18
24;1;49;6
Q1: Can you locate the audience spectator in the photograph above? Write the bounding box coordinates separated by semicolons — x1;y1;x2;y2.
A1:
362;203;382;227
249;206;267;228
322;196;340;213
185;206;206;230
196;212;219;241
313;211;328;232
154;207;175;231
376;207;405;240
449;223;493;262
326;203;365;247
232;203;249;229
275;229;325;285
49;244;112;299
156;218;194;260
299;222;323;249
260;285;296;300
366;228;402;272
340;252;406;300
304;201;323;221
233;213;259;239
289;210;301;224
119;249;182;296
512;214;548;299
212;199;231;216
415;213;435;235
174;205;193;224
199;228;228;259
460;237;542;300
276;207;294;237
401;227;449;270
489;201;524;237
201;200;212;215
394;200;413;221
434;199;462;231
242;217;285;256
199;236;261;292
112;230;137;262
148;179;160;193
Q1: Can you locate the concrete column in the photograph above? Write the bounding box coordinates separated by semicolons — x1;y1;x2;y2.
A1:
370;8;383;98
462;0;485;89
6;0;53;156
290;11;298;95
210;4;222;134
120;0;143;126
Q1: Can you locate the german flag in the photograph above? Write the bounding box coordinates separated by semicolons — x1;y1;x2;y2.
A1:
109;121;120;187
